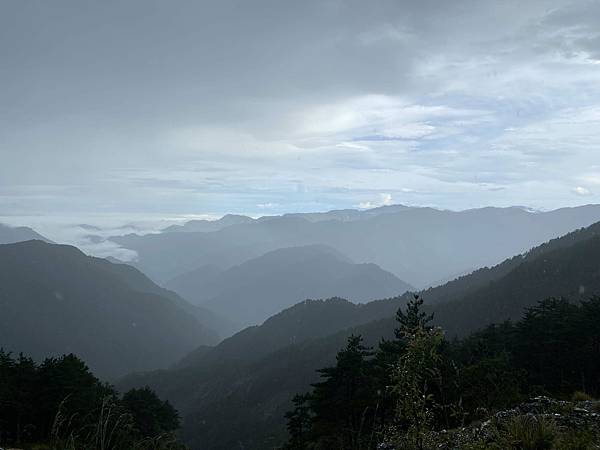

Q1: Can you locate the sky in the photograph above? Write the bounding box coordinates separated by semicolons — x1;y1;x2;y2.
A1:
2;0;600;225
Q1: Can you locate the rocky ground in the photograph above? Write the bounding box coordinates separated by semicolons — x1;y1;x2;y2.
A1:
380;396;600;449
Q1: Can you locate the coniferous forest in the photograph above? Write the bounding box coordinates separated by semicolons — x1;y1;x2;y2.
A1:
0;352;185;449
284;296;600;449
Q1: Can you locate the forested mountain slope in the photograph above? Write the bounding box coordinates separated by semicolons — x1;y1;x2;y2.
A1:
117;219;600;449
0;240;218;378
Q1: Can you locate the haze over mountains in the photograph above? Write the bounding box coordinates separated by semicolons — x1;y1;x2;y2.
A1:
110;204;600;289
3;205;600;449
165;244;413;328
118;216;600;450
5;1;600;447
163;214;255;233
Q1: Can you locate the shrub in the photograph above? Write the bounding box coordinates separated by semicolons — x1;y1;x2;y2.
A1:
571;391;593;402
554;429;597;450
500;414;556;450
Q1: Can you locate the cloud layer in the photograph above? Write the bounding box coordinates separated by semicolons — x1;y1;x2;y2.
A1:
1;0;600;221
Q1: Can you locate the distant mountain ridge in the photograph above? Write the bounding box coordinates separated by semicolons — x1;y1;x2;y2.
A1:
163;214;254;233
110;204;600;287
0;223;50;244
165;245;413;328
0;240;219;379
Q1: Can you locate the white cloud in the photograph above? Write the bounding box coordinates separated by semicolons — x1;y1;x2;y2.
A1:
257;203;278;209
358;193;395;209
573;186;592;196
292;95;489;144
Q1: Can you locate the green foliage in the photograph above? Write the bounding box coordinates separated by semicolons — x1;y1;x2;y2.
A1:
285;295;600;450
122;387;180;438
308;335;376;449
284;394;313;450
0;351;185;449
500;415;557;450
459;352;524;412
571;391;593;402
393;327;444;450
395;295;434;339
433;236;600;338
553;429;598;450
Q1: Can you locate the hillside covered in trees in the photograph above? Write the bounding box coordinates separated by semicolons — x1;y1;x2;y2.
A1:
0;240;220;378
284;295;600;449
0;351;185;449
117;220;600;449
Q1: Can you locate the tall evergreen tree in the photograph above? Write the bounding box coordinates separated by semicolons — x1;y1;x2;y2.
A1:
372;295;436;432
284;394;313;450
308;335;375;449
121;386;180;438
393;326;444;450
395;295;434;339
514;298;581;394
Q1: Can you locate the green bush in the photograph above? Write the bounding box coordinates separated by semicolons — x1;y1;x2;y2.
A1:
500;414;557;450
554;429;597;450
571;391;593;402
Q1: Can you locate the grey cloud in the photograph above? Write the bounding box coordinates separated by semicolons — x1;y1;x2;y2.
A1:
1;0;599;222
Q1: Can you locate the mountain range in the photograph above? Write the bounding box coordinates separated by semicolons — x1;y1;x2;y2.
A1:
165;244;412;328
162;214;255;233
5;207;600;448
117;218;600;449
109;204;600;288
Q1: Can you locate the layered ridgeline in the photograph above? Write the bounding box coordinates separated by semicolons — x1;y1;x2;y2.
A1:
163;214;254;233
118;220;600;450
0;240;220;379
165;245;412;328
117;297;404;449
0;222;50;244
109;204;600;288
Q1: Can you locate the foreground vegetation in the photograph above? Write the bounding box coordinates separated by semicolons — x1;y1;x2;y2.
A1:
285;296;600;449
0;352;185;449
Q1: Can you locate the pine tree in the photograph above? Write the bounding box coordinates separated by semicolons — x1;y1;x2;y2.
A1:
284;335;375;450
395;295;434;339
284;393;312;449
122;386;180;438
371;295;435;433
393;326;444;450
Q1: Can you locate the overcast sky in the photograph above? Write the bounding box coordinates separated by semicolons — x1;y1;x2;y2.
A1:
2;0;600;222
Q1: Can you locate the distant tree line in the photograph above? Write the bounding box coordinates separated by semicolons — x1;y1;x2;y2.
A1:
0;352;184;449
284;295;600;449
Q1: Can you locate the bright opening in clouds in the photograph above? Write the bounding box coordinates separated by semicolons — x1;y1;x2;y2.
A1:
1;0;600;222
